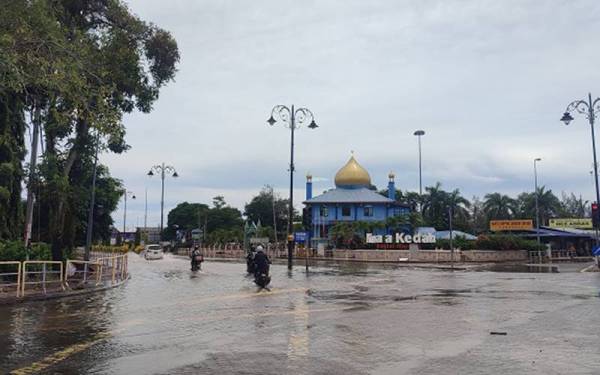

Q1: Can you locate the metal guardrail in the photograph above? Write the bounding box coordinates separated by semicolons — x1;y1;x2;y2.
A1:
0;261;22;297
64;260;102;288
21;261;64;297
97;254;128;285
0;254;128;299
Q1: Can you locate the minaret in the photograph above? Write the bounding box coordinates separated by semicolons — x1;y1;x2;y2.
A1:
306;173;313;200
388;172;396;200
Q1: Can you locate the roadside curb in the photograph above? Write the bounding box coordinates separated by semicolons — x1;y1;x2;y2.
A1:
0;275;130;306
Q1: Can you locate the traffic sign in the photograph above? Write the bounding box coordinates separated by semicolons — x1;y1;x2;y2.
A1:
294;231;309;242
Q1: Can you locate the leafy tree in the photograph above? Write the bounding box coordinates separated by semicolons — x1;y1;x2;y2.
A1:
165;202;209;240
558;192;589;218
0;91;26;239
468;196;488;234
244;185;288;239
166;197;243;244
1;1;180;259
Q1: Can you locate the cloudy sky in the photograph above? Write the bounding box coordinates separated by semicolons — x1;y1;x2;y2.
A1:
102;0;600;231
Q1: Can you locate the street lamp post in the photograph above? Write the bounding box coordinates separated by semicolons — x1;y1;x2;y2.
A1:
267;105;318;270
122;190;136;236
413;130;425;209
534;158;542;245
561;93;600;249
148;163;179;240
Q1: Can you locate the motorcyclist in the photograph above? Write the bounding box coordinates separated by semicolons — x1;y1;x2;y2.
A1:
253;245;271;277
190;245;203;271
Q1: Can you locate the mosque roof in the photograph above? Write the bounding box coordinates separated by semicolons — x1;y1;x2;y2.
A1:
304;187;394;204
334;155;371;188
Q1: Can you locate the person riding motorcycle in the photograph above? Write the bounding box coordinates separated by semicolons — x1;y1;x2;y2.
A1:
190;245;203;271
253;246;270;274
252;245;271;287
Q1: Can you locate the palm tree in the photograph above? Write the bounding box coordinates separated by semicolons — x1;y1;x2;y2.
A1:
483;193;516;220
516;186;561;226
422;182;470;230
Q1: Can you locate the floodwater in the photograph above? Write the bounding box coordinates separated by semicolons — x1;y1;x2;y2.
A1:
1;254;600;374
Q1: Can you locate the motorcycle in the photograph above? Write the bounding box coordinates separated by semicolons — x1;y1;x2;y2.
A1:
191;252;203;271
254;271;271;289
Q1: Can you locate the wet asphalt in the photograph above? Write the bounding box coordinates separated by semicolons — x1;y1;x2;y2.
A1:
1;254;600;374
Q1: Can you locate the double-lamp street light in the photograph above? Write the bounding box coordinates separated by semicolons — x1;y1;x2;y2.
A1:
561;93;600;248
267;105;318;270
148;163;179;239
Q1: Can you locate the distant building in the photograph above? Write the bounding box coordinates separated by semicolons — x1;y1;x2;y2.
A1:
137;227;161;244
303;154;410;246
110;228;136;245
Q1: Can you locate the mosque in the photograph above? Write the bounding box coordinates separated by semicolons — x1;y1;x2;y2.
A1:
303;154;411;246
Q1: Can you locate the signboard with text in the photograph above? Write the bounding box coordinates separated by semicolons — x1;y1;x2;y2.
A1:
490;220;533;231
548;218;592;229
294;231;309;243
366;232;436;244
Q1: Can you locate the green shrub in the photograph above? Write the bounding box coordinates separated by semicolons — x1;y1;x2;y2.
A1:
0;241;52;261
426;235;545;251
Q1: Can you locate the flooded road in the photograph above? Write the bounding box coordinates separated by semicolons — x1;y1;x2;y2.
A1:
1;254;600;374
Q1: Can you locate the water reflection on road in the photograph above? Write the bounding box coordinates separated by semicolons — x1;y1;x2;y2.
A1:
1;254;600;374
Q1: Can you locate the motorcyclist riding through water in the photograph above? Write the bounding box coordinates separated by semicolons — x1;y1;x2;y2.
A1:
191;245;203;271
252;245;271;288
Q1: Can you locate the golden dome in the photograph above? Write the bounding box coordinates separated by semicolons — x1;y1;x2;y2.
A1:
334;155;371;188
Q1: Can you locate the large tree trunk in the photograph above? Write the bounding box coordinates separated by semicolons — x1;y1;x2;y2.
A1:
48;118;89;260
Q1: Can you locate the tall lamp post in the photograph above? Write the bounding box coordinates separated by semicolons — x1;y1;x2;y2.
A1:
267;105;318;270
148;163;179;240
561;93;600;248
122;190;136;236
413;130;425;209
533;158;542;245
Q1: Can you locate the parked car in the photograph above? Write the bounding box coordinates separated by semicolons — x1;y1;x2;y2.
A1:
144;244;164;260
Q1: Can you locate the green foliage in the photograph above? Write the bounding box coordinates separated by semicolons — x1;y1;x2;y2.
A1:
244;185;289;239
421;182;470;231
0;241;51;261
432;235;545;252
0;1;179;259
166;197;243;244
483;193;516;220
0;91;25;240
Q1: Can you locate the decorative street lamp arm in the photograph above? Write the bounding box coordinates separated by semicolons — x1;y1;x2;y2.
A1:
269;105;315;129
566;100;591;118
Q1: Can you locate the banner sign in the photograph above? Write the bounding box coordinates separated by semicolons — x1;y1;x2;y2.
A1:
490;220;533;231
366;232;436;244
548;218;592;229
294;231;309;242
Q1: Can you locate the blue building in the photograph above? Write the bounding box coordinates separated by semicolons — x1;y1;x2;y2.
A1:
303;155;410;245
